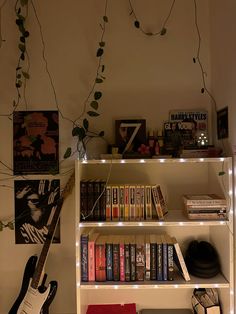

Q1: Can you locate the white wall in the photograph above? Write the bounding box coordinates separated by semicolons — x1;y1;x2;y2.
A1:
0;1;212;313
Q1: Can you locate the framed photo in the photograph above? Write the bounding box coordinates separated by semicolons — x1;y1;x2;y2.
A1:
217;107;228;139
115;119;146;155
14;179;60;244
13;111;59;174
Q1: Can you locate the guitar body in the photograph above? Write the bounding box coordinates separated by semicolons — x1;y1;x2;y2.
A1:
9;256;57;314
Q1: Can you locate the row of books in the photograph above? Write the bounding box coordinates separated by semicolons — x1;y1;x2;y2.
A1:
183;194;227;220
80;180;168;222
80;232;190;283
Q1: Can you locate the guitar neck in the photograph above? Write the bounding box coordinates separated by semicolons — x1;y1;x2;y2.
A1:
31;198;63;289
30;172;74;290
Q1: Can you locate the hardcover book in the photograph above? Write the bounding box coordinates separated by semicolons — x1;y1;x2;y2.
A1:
183;194;227;206
106;235;113;281
112;186;120;221
151;185;164;220
86;303;136;314
95;235;106;281
145;185;152;220
171;236;190;281
81;232;89;282
106;185;112;221
88;232;99;281
135;234;145;281
113;235;120;281
150;234;157;280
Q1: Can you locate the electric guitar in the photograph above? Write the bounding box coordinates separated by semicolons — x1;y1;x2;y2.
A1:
9;173;75;314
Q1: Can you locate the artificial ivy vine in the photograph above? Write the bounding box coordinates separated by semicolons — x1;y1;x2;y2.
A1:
128;0;176;37
64;0;108;160
14;0;30;110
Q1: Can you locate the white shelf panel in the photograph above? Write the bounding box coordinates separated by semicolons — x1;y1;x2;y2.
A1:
78;210;228;228
79;273;229;289
79;157;228;165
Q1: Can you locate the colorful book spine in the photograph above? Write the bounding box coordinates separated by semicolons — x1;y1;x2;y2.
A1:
135;235;145;281
129;185;136;221
106;238;113;281
152;185;164;221
81;233;89;282
161;234;168;281
145;234;151;280
106;185;112;221
113;239;120;281
120;240;125;281
145;185;152;220
135;185;141;221
119;185;125;221
99;180;106;221
124;185;130;221
112;186;119;221
140;185;145;221
88;233;99;281
95;237;106;282
124;240;131;281
93;180;101;221
150;234;157;280
156;235;163;281
130;236;136;281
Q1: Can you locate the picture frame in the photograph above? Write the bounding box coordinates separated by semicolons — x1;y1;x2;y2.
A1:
217;107;228;139
115;119;146;155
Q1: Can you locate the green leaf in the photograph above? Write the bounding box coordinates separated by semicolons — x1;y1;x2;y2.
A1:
83;118;89;130
72;127;86;140
96;48;104;57
134;20;140;28
16;80;22;88
24;30;30;37
94;91;102;100
218;171;226;176
16;18;23;26
18;43;25;52
17;74;21;79
160;27;167;36
20;36;25;43
20;52;25;60
90;101;98;110
64;147;72;159
87;111;100;117
96;78;103;83
99;131;105;137
201;88;205;94
0;221;3;232
99;41;105;47
103;15;108;23
101;65;105;72
22;71;30;79
16;66;22;71
7;222;14;230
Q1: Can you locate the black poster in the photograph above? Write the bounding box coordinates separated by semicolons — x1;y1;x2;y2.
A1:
13;111;59;174
14;179;60;244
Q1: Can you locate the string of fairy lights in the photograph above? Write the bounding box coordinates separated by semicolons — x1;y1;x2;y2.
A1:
0;0;227;230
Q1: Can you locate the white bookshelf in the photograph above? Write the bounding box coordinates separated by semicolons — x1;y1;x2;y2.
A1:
75;157;234;314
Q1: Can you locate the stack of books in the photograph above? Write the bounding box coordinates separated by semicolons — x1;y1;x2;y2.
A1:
183;194;227;220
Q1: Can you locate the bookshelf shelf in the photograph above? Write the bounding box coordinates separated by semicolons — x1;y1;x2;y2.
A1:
78;210;228;228
75;157;234;314
80;272;229;289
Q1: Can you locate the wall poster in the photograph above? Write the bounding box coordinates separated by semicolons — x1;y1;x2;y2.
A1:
13;111;59;174
14;179;60;244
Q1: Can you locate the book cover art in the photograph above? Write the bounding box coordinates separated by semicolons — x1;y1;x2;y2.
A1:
115;119;146;155
13;111;59;174
14;179;60;244
169;109;208;142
